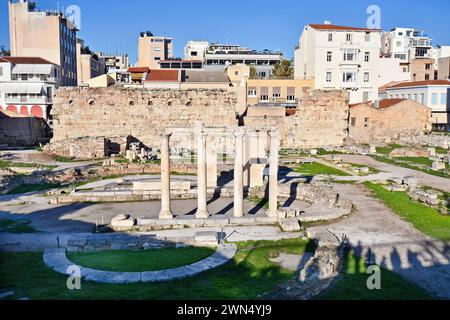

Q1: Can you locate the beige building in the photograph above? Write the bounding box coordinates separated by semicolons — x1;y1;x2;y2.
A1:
8;0;78;86
137;32;173;69
76;39;106;86
245;78;314;108
438;57;450;80
410;58;435;82
349;99;432;143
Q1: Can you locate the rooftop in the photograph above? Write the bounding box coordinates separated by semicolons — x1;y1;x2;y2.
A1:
387;80;450;89
182;70;230;83
379;98;407;108
145;69;179;82
0;56;55;65
128;67;150;73
308;24;381;32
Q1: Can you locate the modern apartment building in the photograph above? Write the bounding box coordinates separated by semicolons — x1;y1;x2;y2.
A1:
0;56;61;120
137;31;173;69
294;23;383;104
381;27;435;81
384;80;450;126
8;0;78;86
97;53;130;73
184;41;283;79
76;39;106;86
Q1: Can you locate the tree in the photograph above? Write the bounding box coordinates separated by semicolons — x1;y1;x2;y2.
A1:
271;60;294;79
249;65;257;79
0;45;10;57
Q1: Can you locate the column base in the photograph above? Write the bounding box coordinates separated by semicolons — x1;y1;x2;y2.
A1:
159;210;174;220
266;209;278;218
195;209;210;219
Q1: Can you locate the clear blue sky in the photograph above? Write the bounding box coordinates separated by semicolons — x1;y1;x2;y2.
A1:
1;0;449;63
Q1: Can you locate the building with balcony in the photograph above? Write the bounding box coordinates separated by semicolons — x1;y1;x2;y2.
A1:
76;39;106;86
384;80;450;126
8;0;78;86
137;31;173;69
381;27;435;81
96;53;130;83
294;23;383;104
184;41;283;79
159;59;203;70
0;56;61;120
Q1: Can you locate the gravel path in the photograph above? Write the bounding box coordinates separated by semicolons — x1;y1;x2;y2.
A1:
309;183;450;299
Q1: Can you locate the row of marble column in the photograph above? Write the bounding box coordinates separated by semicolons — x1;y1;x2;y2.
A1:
158;129;279;219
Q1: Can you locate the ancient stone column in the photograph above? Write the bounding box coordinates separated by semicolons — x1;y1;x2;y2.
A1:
196;132;209;219
159;133;173;219
234;130;245;218
267;129;279;217
206;134;218;188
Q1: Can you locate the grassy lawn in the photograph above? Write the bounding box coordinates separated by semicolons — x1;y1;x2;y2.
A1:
0;238;314;300
317;251;431;300
68;247;215;272
6;183;61;195
375;144;404;155
0;219;35;233
316;148;345;156
364;182;450;241
395;157;433;166
371;155;449;178
0;159;56;170
294;162;350;176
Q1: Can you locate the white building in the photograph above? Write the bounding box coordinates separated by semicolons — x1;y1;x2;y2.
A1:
384;80;450;126
294;23;384;104
0;56;61;120
184;41;283;79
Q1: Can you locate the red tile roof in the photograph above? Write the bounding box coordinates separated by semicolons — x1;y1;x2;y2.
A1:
0;56;54;65
378;81;406;93
308;24;381;32
128;67;149;73
145;69;179;82
387;80;450;89
379;98;406;108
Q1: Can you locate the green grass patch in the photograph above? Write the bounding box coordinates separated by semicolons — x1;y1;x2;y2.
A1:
68;247;215;272
317;251;431;300
330;180;358;185
0;160;55;170
294;162;350;176
375;144;404;155
364;182;450;240
0;238;314;300
54;156;83;163
0;219;35;233
6;183;61;195
371;155;449;178
395;157;433;166
316;148;346;156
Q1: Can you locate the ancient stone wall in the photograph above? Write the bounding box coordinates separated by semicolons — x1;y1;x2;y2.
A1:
348;100;432;144
50;87;238;151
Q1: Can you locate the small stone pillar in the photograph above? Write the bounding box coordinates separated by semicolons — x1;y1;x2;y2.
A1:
268;129;279;217
196;132;209;218
234;130;245;218
206;134;218;188
159;133;173;219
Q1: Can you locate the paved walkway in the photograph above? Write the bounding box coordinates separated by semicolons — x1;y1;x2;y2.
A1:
308;183;450;299
43;243;237;284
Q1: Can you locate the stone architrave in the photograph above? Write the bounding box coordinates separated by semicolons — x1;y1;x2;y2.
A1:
196;132;209;219
159;133;173;219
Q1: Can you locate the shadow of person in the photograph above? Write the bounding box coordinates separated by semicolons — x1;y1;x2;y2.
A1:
390;247;402;272
407;249;423;270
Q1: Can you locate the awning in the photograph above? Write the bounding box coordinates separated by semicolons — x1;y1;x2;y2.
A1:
2;83;44;94
12;64;53;75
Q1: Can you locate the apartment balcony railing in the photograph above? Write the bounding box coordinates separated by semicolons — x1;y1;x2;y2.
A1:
5;96;52;104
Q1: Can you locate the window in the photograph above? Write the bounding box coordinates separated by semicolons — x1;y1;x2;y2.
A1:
326;72;332;83
328;33;333;42
326;51;332;62
431;93;438;105
364;117;369;128
0;66;3;76
272;87;281;98
441;93;447;105
342;71;356;83
425;64;431;70
191;51;198;56
364;52;370;62
154;57;161;61
364;72;370;83
346;33;352;43
287;87;295;101
154;47;161;52
260;94;269;101
343;49;357;62
351;117;356;126
363;91;369;102
420;93;425;104
414;94;417;101
396;41;402;47
425;74;430;80
247;88;256;97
